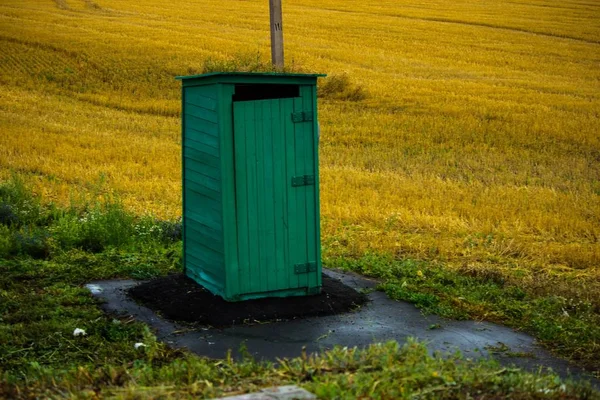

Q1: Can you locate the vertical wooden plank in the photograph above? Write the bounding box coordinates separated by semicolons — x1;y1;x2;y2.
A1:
302;86;319;291
262;101;277;292
218;84;239;299
246;101;260;294
284;98;300;289
312;83;323;290
233;101;249;296
181;85;187;277
293;95;309;290
255;101;266;293
272;99;287;291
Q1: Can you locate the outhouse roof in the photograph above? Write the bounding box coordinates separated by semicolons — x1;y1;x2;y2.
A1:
176;72;326;86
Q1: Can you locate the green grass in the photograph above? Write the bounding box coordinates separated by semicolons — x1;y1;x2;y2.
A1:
5;341;598;399
1;178;598;398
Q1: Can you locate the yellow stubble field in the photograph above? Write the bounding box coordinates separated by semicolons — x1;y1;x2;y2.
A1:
1;0;599;301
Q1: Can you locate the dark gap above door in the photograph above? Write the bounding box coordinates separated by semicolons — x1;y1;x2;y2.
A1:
233;84;299;102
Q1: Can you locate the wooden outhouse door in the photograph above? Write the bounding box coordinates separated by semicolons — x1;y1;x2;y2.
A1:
233;97;318;296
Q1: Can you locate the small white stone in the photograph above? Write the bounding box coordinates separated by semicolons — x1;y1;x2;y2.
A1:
85;284;103;294
560;384;567;391
134;342;146;349
73;328;86;337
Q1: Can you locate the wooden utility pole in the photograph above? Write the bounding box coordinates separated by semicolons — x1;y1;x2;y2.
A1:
269;0;284;70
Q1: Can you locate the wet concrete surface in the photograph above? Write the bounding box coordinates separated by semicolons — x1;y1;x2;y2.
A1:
87;269;598;387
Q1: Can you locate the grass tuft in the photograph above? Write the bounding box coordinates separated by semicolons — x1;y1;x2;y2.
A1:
196;52;306;75
318;73;368;101
0;177;181;258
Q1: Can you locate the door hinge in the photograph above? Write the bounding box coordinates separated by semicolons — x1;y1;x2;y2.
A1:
294;262;317;274
291;111;314;123
291;175;315;187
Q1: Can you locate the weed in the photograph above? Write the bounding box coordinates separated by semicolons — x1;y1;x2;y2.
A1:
0;178;181;257
0;225;12;257
12;225;51;259
318;73;368;101
0;202;17;226
199;52;304;75
0;175;42;227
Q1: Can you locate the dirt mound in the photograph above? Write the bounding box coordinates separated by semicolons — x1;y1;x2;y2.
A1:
128;273;368;327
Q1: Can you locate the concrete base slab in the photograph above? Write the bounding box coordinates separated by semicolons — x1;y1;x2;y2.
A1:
86;269;598;387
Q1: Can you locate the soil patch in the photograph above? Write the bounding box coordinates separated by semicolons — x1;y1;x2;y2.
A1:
128;273;368;327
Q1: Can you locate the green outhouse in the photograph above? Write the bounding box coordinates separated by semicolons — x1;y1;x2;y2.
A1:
176;72;325;301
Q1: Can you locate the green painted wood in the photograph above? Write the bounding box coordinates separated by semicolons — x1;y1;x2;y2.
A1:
187;258;225;283
186;190;221;214
186;257;223;278
186;253;224;281
186;260;223;283
178;72;325;79
181;74;323;301
218;84;240;300
185;84;219;99
279;98;296;291
233;100;250;295
246;101;260;294
255;101;266;293
185;116;219;138
301;85;320;291
186;170;220;192
183;84;226;295
177;72;325;88
185;216;222;240
184;148;220;168
185;92;217;109
235;287;312;301
181;84;187;278
256;101;271;293
261;100;277;292
185;157;221;180
187;240;226;268
292;94;309;290
185;103;219;124
186;266;225;298
311;84;323;290
186;208;222;232
234;97;312;295
185;224;225;254
184;134;219;152
272;98;287;292
185;179;220;200
283;96;301;290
